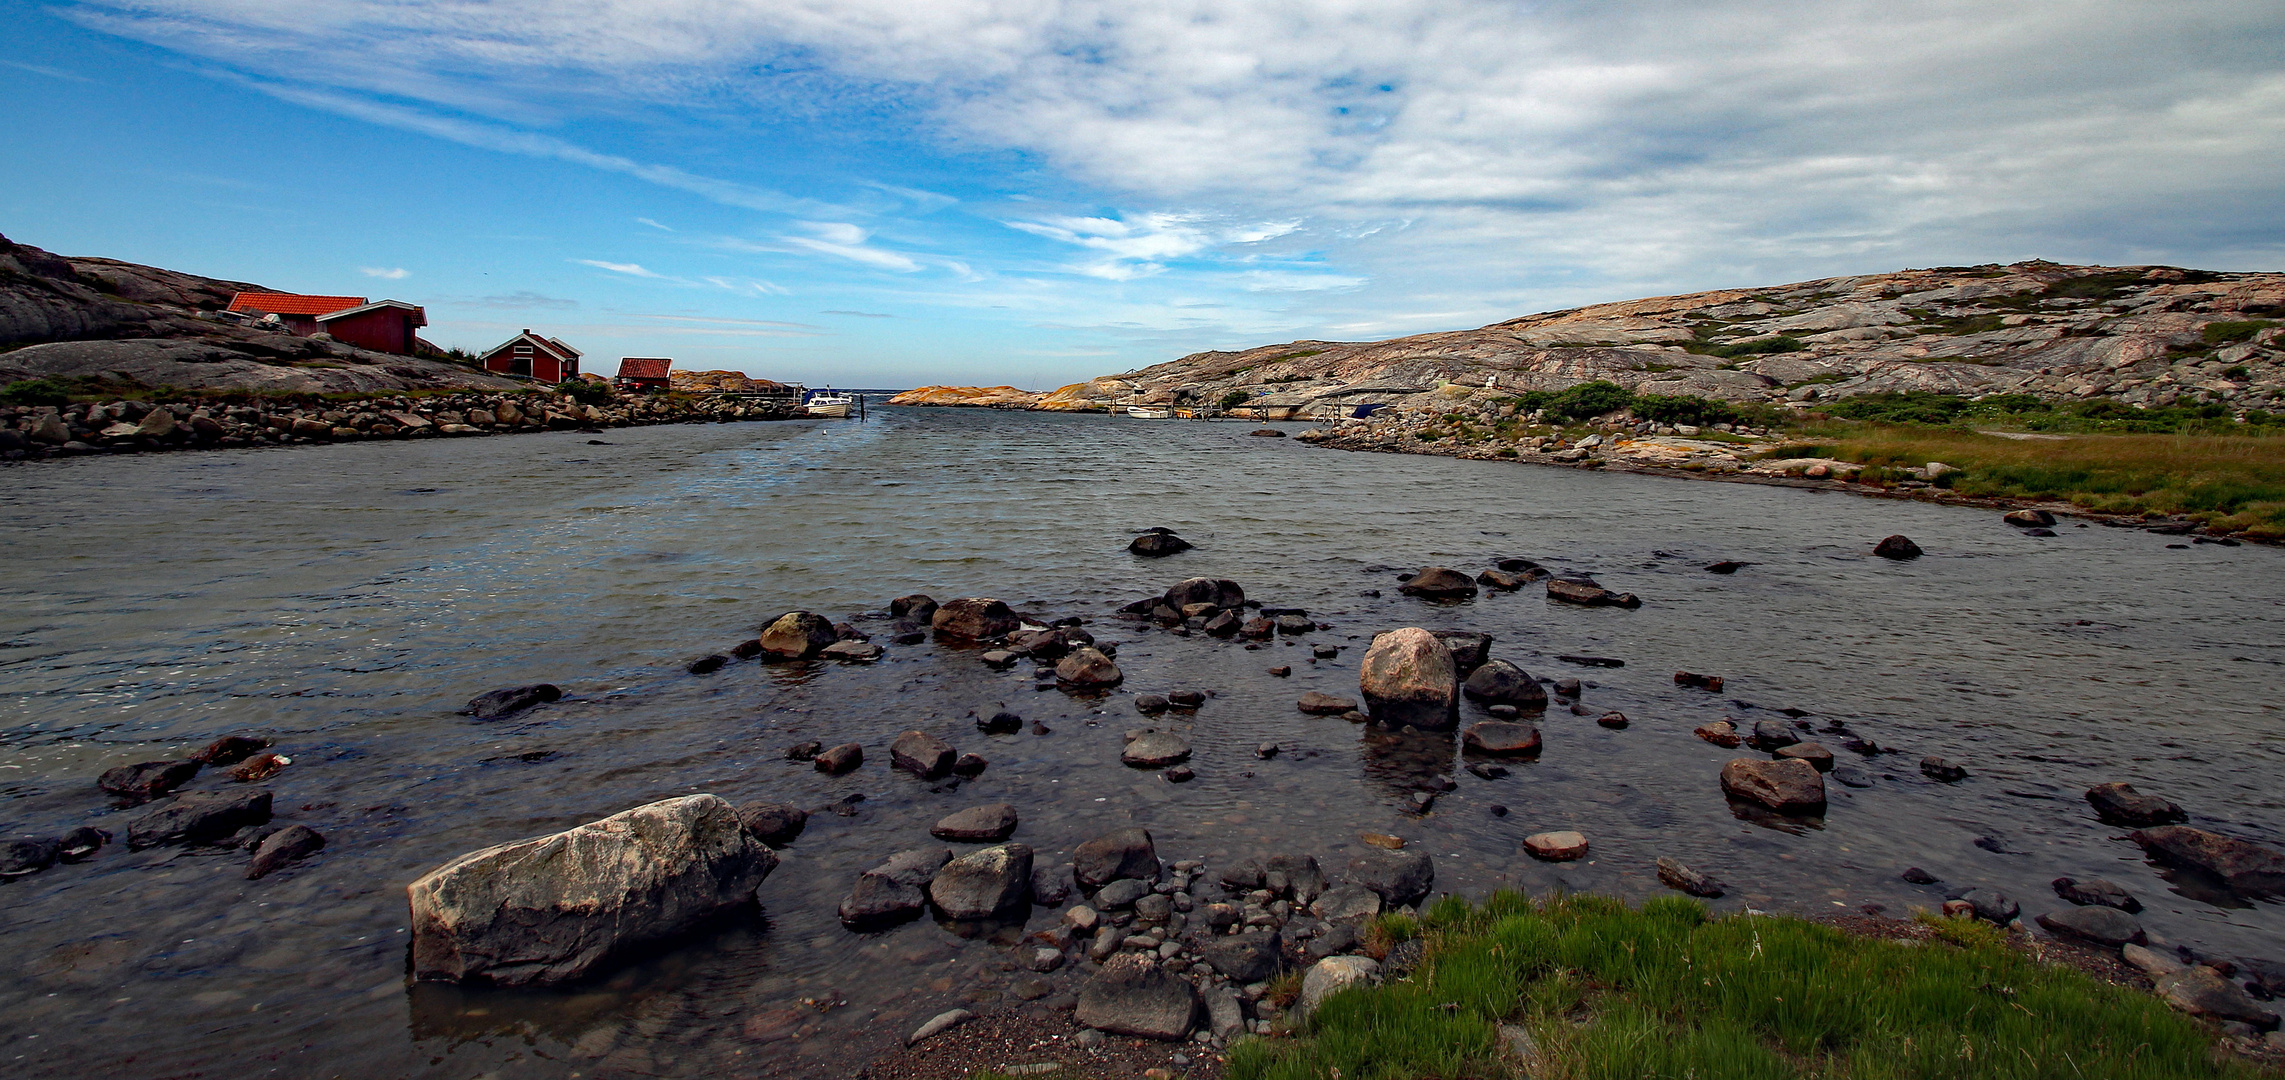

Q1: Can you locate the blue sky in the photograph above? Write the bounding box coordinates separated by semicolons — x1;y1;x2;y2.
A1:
4;1;2282;389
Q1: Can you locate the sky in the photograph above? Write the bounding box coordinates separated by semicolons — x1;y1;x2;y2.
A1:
3;1;2282;389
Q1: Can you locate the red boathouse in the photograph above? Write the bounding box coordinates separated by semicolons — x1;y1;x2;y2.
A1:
479;330;583;383
225;292;428;355
615;357;672;392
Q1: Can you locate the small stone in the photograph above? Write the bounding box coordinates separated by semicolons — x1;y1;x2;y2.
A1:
688;654;729;674
785;741;822;761
1024;947;1067;972
2052;876;2140;912
1164;766;1195;783
1957;888;2018;924
2085;782;2186;827
1694;720;1743;748
1168;690;1206;708
1596;711;1629;728
1523;831;1588;861
1461;721;1541;757
229;752;289;782
466;683;561;719
814;743;863;774
1297;691;1358;715
1256;742;1279;759
1063;905;1100;932
98;760;201;802
737;802;808;846
1360;832;1404;850
1656;857;1725;898
1268;666;1291;677
1774;742;1834;771
952;753;989;777
891;730;958;778
1920;757;1968;783
1135;694;1170;714
246;824;324;879
1900;867;1941;885
931;803;1020;842
907;1008;973;1046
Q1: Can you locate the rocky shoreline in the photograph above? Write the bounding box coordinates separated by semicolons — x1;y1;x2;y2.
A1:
1288;416;2271;544
0;388;808;461
41;557;2271;1071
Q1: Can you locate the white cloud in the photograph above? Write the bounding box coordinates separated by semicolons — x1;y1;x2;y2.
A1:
636;217;675;231
57;0;2285;351
359;266;410;280
577;259;667;278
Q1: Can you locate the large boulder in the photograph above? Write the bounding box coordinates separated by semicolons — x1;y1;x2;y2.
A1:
1073;827;1157;887
1461;659;1547;710
931;597;1019;640
1360;628;1459;729
2085;782;2186;826
889;594;938;620
1873;535;1922;559
929;843;1035;919
839;848;952;928
1076;954;1199;1040
1345;848;1435;907
759;611;837;659
1397;567;1477;600
407;794;776;985
1055;647;1125;689
1719;758;1826;813
891;730;958;779
1163;577;1245;610
2130;826;2285;893
127;790;272;848
2155;968;2281;1029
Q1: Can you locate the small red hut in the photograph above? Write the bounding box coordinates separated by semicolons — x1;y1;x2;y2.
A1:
614;357;672;392
479;330;583;383
226;292;367;336
316;300;427;354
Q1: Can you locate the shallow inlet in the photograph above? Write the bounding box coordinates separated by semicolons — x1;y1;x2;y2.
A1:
0;407;2278;1076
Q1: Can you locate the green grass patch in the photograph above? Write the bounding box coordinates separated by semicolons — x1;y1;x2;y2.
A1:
2205;320;2276;345
1231;892;2262;1080
1687;336;1809;359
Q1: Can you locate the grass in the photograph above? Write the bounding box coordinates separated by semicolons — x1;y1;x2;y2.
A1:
1779;422;2285;537
1229;891;2266;1080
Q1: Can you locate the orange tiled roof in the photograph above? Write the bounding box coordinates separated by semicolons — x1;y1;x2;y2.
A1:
227;292;367;316
617;357;672;379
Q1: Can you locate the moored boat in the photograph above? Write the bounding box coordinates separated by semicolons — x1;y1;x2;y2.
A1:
1125;405;1171;419
804;389;854;418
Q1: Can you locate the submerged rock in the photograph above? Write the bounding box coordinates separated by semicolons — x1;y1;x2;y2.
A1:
813;743;863;775
1297;691;1359;715
1461;721;1542;757
193;735;271;766
2130;826;2285;893
1545;579;1640;608
1523;831;1588;861
1872;535;1923;559
407;794;776;985
467;683;561;719
246;824;324;879
1055;647;1124;689
1129;530;1193;557
1461;659;1547;710
2052;876;2140;912
98;759;200;802
2085;782;2186;826
889;594;938;620
1397;567;1477;600
841;848;953;928
1345;848;1435;907
2035;905;2144;946
127;790;272;848
1719;758;1825;813
2;837;61;877
1163;577;1245;610
1656;857;1726;898
1121;732;1192;768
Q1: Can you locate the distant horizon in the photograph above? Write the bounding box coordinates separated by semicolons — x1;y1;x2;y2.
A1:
6;2;2280;388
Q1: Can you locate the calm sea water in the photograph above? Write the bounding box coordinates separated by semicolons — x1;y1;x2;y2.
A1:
1;407;2279;1076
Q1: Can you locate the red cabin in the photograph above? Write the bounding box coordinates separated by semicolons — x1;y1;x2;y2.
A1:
225;292;428;355
316;300;427;354
615;357;672;392
479;330;583;383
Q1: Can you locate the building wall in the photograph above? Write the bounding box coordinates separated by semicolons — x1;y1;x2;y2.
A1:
324;310;417;354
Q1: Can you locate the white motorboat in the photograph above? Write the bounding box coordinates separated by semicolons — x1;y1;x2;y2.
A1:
1125;405;1171;419
804;390;854;418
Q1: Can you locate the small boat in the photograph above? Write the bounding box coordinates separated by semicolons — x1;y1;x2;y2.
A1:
1125;405;1171;419
804;389;854;418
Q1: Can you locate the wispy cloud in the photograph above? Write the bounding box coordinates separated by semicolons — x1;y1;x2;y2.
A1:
359;266;410;280
636;217;675;231
823;310;893;318
778;222;922;272
576;259;668;278
1004;212;1302;278
462;291;578;310
4;60;95;83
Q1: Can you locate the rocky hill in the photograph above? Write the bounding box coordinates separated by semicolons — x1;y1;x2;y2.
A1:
0;233;522;395
894;261;2284;417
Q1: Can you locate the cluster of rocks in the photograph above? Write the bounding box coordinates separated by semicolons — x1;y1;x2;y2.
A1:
8;733;323;882
0;389;803;460
877;828;1435;1049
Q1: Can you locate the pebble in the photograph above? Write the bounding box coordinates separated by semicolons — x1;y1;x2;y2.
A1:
1268;666;1291;677
1596;711;1628;728
1256;742;1279;759
907;1008;973;1046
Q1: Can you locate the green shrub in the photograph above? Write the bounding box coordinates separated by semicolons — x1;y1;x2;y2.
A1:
1705;335;1805;358
0;378;76;406
557;378;615;406
2201;320;2274;345
1633;393;1739;426
1544;380;1634;420
1220;390;1251;409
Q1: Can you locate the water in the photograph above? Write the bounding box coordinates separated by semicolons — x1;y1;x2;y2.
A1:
1;408;2280;1076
